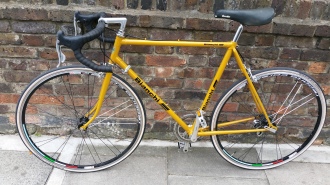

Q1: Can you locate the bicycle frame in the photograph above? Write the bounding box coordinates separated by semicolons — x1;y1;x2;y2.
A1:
80;30;277;137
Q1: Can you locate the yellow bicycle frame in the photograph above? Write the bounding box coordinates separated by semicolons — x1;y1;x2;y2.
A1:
81;35;277;136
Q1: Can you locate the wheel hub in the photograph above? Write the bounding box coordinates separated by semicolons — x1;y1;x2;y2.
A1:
254;115;275;136
78;116;89;129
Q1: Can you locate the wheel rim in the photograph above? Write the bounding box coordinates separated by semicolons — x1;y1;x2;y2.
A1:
16;67;145;172
211;69;326;169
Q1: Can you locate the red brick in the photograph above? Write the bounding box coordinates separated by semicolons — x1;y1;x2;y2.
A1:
141;16;184;29
3;8;48;21
198;0;214;13
188;56;208;67
222;102;239;112
44;35;57;47
29;95;65;105
297;0;312;19
155;46;174;54
0;20;10;32
178;47;214;55
0;46;37;58
149;78;183;88
149;29;192;40
39;48;59;60
3;71;40;83
39;48;74;60
273;22;291;35
321;85;330;95
315;25;330;37
244;23;272;34
199;68;215;78
308;62;328;74
268;61;308;71
126;54;146;66
155;67;174;78
22;35;44;46
121;45;153;54
283;0;300;18
280;48;301;60
310;0;327;19
146;55;186;67
301;49;330;62
184;79;204;89
0;94;20;104
177;68;195;78
0;33;21;45
151;122;169;132
154;111;169;121
182;100;202;111
256;35;274;46
112;0;125;9
289;24;315;37
8;60;27;70
12;21;56;34
186;18;227;31
318;38;330;50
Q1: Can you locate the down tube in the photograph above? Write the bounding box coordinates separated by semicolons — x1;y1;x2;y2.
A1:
123;62;192;134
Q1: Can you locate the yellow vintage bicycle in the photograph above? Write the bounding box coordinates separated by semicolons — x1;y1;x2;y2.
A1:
16;8;326;172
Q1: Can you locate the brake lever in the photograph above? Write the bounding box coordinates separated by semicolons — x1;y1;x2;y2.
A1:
56;40;66;67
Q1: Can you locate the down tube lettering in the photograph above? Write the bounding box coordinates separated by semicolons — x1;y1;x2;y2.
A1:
135;77;160;102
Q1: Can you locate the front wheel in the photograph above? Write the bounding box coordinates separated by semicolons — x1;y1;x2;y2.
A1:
210;68;326;169
16;66;146;172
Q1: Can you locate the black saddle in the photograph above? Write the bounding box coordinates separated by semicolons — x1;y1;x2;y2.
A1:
215;8;275;26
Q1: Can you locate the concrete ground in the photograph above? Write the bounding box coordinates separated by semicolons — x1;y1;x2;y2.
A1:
1;134;330;185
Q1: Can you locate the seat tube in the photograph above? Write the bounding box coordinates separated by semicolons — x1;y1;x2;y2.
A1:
233;48;276;131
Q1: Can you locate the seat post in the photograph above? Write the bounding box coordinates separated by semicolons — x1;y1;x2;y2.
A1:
233;24;243;42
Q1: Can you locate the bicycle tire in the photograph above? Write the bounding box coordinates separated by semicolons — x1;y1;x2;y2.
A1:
16;65;146;172
210;67;326;169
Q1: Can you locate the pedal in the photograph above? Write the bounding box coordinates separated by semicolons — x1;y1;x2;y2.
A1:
178;141;191;153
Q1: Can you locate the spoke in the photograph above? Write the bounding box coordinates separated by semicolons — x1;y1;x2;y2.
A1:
30;104;78;125
272;82;300;119
61;76;80;120
89;102;134;127
51;135;72;160
86;131;103;164
88;127;122;155
273;96;315;125
271;93;313;118
36;84;79;118
85;86;117;119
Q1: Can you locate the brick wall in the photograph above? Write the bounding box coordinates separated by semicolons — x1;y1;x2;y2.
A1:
0;0;329;142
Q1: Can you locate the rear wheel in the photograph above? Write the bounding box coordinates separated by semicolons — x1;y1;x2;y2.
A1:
16;66;146;172
210;68;326;169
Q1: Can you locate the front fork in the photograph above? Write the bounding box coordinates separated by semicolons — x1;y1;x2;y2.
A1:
79;72;113;130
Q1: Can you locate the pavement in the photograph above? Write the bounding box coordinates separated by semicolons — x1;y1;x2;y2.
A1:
1;134;330;185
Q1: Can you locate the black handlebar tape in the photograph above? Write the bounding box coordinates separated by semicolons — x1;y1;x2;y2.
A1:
75;11;115;43
74;50;112;72
57;21;112;72
75;11;106;23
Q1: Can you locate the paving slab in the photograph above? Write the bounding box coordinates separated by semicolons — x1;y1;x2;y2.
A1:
62;146;168;185
266;162;330;185
0;151;53;185
2;135;330;185
167;147;267;179
168;175;269;185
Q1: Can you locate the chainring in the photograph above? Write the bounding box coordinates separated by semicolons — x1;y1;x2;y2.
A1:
173;114;197;142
